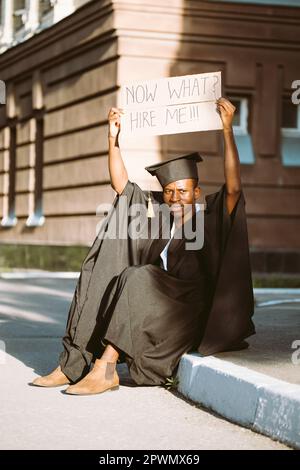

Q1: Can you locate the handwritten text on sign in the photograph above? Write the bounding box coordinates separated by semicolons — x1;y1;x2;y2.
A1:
120;71;222;137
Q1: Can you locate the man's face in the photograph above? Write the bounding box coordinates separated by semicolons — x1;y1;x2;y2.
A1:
162;178;201;215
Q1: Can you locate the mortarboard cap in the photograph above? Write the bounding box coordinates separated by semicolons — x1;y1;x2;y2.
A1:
145;152;203;187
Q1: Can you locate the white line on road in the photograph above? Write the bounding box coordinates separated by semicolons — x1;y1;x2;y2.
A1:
257;299;300;307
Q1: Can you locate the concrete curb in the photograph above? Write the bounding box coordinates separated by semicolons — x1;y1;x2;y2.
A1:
177;354;300;449
253;288;300;295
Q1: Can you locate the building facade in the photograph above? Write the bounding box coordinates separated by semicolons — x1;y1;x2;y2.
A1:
0;0;300;272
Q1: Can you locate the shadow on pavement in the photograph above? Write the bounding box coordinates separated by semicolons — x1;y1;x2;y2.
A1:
0;277;136;385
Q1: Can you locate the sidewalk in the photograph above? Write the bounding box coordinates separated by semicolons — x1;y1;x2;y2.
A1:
0;273;297;449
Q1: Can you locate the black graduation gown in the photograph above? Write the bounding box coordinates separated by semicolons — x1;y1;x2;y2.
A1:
59;180;255;385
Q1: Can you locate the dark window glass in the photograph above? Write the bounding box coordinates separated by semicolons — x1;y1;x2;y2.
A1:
282;97;298;129
13;0;26;32
40;0;53;17
230;99;241;127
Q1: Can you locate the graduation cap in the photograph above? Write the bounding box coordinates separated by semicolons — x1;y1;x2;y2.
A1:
145;152;203;187
144;152;203;217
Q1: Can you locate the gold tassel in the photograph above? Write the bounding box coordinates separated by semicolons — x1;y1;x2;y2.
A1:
147;191;155;218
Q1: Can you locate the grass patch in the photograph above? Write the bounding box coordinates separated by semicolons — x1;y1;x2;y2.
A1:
253;274;300;288
0;244;89;272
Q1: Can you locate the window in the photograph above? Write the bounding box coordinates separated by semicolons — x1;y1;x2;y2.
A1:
231;98;248;132
282;97;298;130
1;125;17;227
39;0;55;28
229;96;255;164
281;97;300;167
13;0;27;33
0;80;5;105
39;0;54;19
26;117;45;227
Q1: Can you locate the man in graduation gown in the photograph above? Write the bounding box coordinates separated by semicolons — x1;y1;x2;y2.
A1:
32;97;255;395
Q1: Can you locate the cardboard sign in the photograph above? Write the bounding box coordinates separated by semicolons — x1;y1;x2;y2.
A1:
120;71;222;137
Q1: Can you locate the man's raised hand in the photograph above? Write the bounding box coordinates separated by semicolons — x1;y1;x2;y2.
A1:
215;98;236;131
108;107;124;138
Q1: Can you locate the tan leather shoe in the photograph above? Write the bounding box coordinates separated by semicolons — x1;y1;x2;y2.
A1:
31;366;71;387
64;360;119;395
